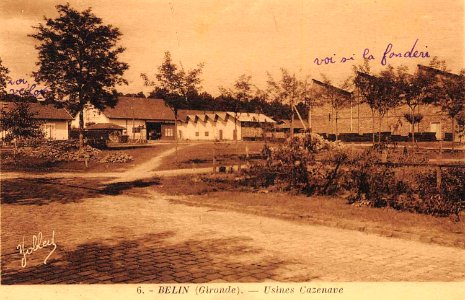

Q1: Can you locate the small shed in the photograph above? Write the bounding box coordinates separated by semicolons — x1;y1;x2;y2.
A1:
86;123;126;144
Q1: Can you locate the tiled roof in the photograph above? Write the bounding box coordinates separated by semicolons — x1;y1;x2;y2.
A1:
0;101;73;120
86;123;125;130
102;97;175;120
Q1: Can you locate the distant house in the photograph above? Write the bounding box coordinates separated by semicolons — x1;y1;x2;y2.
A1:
0;101;73;140
177;110;275;141
72;96;175;141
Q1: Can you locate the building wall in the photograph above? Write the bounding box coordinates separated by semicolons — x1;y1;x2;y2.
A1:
311;102;455;140
1;120;69;140
160;124;175;140
40;120;69;140
110;118;146;141
71;106;110;128
177;115;241;141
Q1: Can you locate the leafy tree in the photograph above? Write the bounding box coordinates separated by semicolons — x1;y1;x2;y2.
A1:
354;65;404;143
403;112;424;130
219;74;256;142
395;64;437;143
141;51;204;150
118;92;146;98
0;58;10;97
374;65;402;141
30;3;129;148
457;110;465;141
425;66;465;144
266;69;302;137
313;75;352;141
0;101;44;142
300;76;320;133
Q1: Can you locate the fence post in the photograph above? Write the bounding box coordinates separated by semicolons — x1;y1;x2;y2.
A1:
436;166;442;190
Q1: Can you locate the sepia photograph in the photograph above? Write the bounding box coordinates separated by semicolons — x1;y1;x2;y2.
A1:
0;0;464;298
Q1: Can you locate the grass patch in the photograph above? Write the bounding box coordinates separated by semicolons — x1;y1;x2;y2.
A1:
157;141;273;170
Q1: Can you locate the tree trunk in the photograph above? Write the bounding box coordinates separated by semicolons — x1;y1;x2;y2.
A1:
308;104;312;143
79;110;84;150
357;98;360;134
308;104;312;133
452;116;455;150
410;107;415;144
174;110;178;163
335;110;338;141
234;111;238;144
290;101;295;138
371;110;375;144
378;115;382;143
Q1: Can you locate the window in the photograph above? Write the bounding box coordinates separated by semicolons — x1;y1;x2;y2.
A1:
195;132;199;137
164;128;174;137
205;131;209;137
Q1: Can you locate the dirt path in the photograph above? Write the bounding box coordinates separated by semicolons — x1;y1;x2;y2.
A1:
2;190;465;283
1;143;206;181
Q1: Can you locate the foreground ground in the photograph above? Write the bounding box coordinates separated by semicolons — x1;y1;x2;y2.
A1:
2;185;465;283
1;142;465;283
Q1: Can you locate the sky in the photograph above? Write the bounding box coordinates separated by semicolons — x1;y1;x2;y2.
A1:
0;0;463;96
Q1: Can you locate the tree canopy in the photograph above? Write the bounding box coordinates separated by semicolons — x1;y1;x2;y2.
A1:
0;58;9;97
141;51;204;114
30;3;128;121
0;102;44;141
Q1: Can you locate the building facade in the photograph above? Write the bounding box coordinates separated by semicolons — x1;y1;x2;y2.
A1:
311;101;455;141
0;101;73;140
72;97;175;141
177;110;275;141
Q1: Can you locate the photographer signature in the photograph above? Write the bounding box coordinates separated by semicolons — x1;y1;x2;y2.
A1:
16;231;57;268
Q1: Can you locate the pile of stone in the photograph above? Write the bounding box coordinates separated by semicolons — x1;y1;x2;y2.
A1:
100;152;133;163
16;141;102;162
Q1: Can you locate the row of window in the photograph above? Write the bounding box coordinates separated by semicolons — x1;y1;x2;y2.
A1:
194;131;209;137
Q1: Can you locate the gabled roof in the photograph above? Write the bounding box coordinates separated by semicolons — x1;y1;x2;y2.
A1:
417;65;461;79
275;119;308;129
177;110;275;123
312;79;353;97
236;112;276;123
102;97;175;120
86;123;125;130
0;101;73;120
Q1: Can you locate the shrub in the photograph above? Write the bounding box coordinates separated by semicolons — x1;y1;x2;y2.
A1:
414;168;465;218
243;134;347;194
346;147;404;207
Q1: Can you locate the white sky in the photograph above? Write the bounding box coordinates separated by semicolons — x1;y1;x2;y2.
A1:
0;0;463;96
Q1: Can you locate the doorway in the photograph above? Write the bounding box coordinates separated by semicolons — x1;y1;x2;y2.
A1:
146;122;161;140
430;122;442;140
